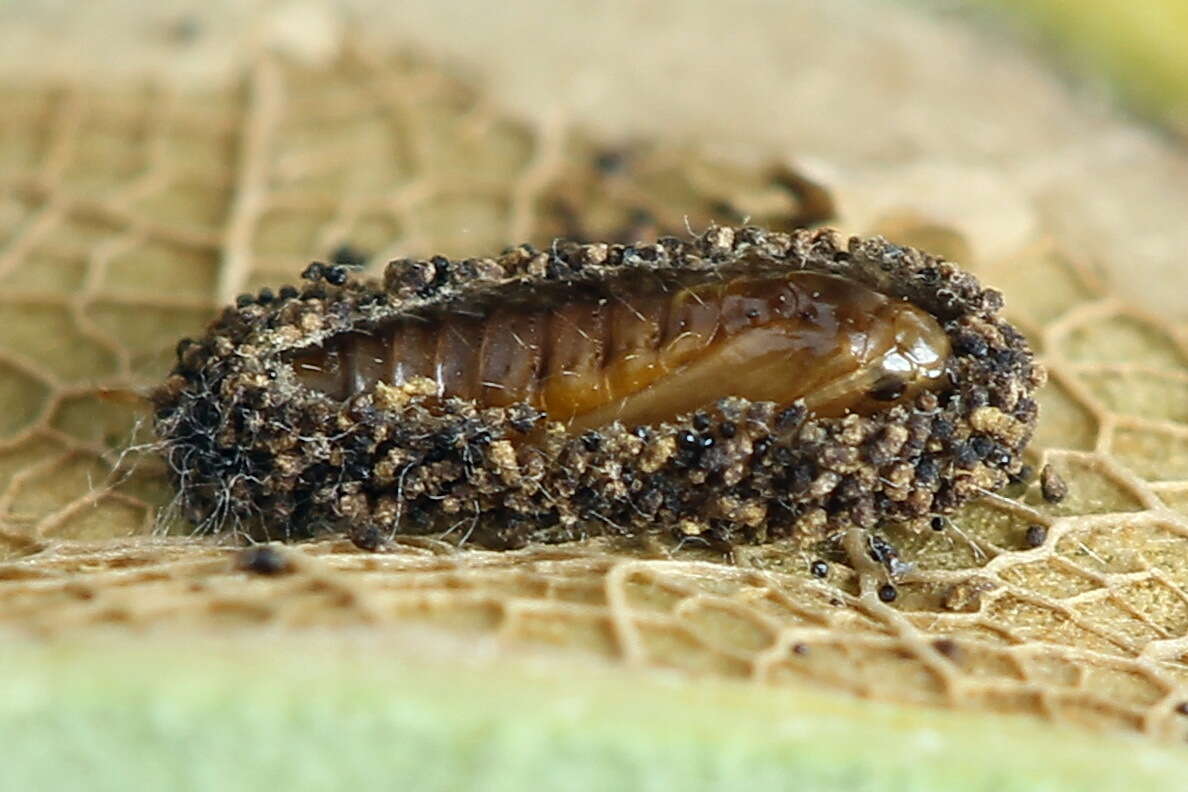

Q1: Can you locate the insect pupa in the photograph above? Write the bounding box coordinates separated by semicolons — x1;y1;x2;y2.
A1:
153;225;1043;554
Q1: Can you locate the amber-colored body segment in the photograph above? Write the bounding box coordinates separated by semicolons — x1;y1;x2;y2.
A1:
287;272;950;428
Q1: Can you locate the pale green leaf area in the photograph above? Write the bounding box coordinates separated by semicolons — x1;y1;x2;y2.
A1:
969;0;1188;132
4;636;1188;792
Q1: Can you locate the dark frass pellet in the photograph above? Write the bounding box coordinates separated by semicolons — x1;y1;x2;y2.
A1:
1040;464;1068;504
152;225;1043;558
1024;524;1048;548
330;243;368;269
236;545;292;576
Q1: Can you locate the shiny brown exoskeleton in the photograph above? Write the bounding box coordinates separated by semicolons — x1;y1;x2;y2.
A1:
153;225;1042;557
286;271;950;431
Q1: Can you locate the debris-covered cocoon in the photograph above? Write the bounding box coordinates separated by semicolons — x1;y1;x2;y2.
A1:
152;225;1043;553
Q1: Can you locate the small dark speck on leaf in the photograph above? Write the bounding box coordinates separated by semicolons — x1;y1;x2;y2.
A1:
331;244;369;269
1024;524;1048;548
1040;464;1068;504
166;15;202;44
237;545;292;576
933;638;959;659
593;149;629;174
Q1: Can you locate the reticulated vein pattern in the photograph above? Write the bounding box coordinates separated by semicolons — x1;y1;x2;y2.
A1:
3;47;1188;743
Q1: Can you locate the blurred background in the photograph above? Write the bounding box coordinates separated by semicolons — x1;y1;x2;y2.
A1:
3;0;1187;315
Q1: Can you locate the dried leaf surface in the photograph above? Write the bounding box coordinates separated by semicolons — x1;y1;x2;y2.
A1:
3;42;1188;742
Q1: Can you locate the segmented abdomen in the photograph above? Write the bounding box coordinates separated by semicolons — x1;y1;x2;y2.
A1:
286;271;950;428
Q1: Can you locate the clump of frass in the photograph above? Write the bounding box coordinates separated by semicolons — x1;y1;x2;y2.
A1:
152;225;1043;556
